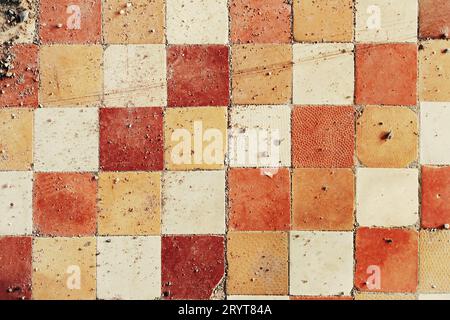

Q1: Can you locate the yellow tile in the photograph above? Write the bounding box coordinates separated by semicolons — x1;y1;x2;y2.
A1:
232;45;292;105
98;172;161;235
0;109;33;170
419;230;450;293
227;232;288;295
40;45;103;107
419;40;450;101
32;237;96;300
165;107;227;170
103;0;165;44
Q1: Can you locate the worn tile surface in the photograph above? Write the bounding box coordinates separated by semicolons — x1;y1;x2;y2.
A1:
356;106;418;168
165;107;227;170
103;0;165;44
32;237;96;300
355;228;418;293
293;43;354;105
355;0;418;43
356;168;419;227
292;169;354;231
292;106;355;168
0;108;33;170
293;0;354;42
290;232;354;296
1;0;450;301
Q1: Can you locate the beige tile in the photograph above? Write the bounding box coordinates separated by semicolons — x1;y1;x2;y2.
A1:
39;45;102;107
419;230;450;293
419;40;450;102
98;172;161;236
229;105;291;167
356;169;419;227
32;237;96;300
355;0;418;42
293;43;354;105
165;107;227;170
0;109;33;170
0;171;32;235
166;0;228;44
97;236;161;300
103;0;165;44
162;171;226;234
421;102;450;165
104;45;166;107
34;108;99;172
290;231;354;296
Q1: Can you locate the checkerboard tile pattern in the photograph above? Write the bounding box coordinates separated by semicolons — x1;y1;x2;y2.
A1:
0;0;450;300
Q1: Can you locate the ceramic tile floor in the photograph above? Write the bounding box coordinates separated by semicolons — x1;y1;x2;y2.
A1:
0;0;449;300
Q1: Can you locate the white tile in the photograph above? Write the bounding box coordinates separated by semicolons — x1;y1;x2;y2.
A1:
97;236;161;300
104;45;166;107
421;102;450;165
355;0;418;42
162;171;226;234
166;0;229;44
0;171;32;235
229;105;291;167
357;168;419;227
293;43;354;105
34;108;99;172
290;231;354;296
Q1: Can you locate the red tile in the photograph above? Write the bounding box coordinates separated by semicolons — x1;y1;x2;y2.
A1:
230;0;291;44
162;236;225;300
99;107;164;171
167;45;229;107
355;228;418;293
34;173;97;236
0;237;32;300
292;106;355;168
39;0;101;44
228;168;290;231
355;44;417;106
422;166;450;229
419;0;450;39
0;45;38;108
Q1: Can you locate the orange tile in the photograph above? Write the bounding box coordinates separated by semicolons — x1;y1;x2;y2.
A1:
419;0;450;39
355;228;418;293
227;232;288;295
355;44;417;106
230;0;291;44
231;44;292;105
292;168;354;231
228;168;290;231
39;0;101;44
292;106;355;168
0;44;38;108
422;166;450;229
356;106;418;168
33;173;97;236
